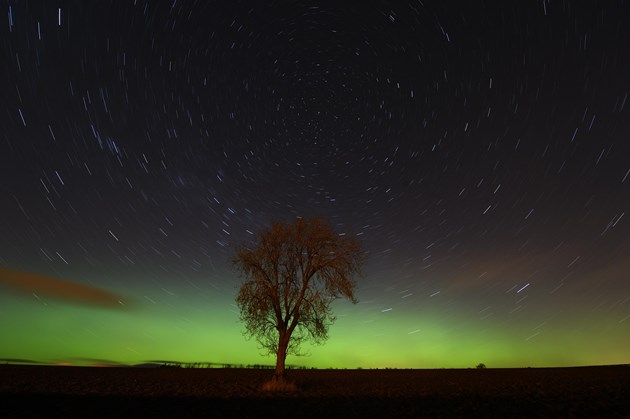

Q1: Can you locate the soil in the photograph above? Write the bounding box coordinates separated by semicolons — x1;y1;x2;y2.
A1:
1;365;629;418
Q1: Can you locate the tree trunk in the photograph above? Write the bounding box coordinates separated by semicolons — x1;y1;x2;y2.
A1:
262;331;297;391
275;332;289;378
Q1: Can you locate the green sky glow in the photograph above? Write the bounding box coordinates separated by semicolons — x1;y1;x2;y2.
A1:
2;280;628;368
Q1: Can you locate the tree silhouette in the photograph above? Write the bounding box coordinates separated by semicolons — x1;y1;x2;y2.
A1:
233;217;363;385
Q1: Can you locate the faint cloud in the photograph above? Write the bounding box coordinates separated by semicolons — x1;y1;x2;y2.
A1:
0;268;132;309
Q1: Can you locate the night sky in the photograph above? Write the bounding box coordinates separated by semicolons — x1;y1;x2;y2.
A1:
1;1;629;369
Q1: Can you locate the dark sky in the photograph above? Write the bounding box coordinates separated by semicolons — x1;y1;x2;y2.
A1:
1;1;629;367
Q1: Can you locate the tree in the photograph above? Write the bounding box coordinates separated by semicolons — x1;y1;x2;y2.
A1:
233;217;363;383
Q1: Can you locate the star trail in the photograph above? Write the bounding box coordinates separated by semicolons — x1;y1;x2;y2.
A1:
1;1;629;368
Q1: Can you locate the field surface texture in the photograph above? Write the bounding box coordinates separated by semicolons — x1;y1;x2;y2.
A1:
1;365;629;418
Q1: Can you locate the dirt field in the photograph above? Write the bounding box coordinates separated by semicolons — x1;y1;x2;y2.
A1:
1;365;629;417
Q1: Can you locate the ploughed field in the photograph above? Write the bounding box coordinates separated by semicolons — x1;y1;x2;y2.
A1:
1;365;629;417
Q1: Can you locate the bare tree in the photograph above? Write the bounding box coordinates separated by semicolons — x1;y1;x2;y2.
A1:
233;217;363;382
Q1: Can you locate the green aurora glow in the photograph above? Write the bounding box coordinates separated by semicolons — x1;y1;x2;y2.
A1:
2;276;628;369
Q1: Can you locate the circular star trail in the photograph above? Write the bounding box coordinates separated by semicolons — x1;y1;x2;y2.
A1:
1;1;629;368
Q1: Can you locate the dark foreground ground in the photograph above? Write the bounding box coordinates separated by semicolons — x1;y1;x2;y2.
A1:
1;365;629;418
